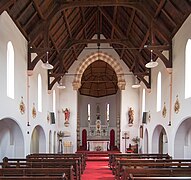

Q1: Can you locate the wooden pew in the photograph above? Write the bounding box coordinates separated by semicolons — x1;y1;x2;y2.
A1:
115;160;191;180
2;156;80;180
0;167;75;180
111;154;172;175
0;175;67;179
121;167;191;180
27;153;86;173
108;153;171;169
129;176;191;180
26;154;83;179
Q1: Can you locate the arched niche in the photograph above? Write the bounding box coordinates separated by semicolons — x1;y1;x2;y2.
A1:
174;117;191;158
0;118;24;159
152;125;168;153
143;128;148;153
30;125;46;153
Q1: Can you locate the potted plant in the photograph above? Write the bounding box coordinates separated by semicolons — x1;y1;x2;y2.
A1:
57;131;64;140
132;136;140;144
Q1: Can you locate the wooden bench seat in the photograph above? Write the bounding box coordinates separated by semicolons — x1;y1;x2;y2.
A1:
27;153;86;173
109;153;171;169
115;161;191;180
0;167;74;180
121;167;191;180
129;176;191;180
0;175;67;179
113;158;191;173
2;157;80;180
27;153;86;172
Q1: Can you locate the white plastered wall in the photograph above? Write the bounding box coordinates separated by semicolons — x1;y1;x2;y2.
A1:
141;14;191;157
0;11;59;158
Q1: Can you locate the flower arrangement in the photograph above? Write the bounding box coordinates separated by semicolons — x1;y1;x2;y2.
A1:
95;145;102;151
132;136;140;144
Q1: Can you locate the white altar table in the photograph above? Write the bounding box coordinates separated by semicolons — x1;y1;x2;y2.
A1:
87;140;109;151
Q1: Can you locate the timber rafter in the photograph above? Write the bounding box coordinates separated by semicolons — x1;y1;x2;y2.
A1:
0;0;189;93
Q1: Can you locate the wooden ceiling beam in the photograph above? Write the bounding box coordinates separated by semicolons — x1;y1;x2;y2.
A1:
100;7;147;65
111;6;118;39
49;34;59;54
32;0;45;20
0;0;15;15
153;0;166;18
153;49;172;68
96;9;101;47
62;10;78;60
99;7;151;88
16;1;33;21
24;12;38;29
56;0;152;23
48;10;98;90
120;9;135;59
80;7;87;39
153;0;176;27
29;0;153;45
71;38;129;47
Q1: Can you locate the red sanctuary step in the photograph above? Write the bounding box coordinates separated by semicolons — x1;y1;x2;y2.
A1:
76;150;120;161
79;151;109;161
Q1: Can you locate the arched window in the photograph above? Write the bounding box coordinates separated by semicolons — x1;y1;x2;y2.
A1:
53;90;56;117
142;88;146;114
87;104;90;122
157;72;162;112
38;74;42;112
7;41;14;99
106;103;110;122
185;39;191;99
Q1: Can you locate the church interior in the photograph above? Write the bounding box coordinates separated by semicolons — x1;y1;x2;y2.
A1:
0;0;191;179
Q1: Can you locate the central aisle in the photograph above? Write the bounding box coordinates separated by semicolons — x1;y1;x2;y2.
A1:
81;161;115;180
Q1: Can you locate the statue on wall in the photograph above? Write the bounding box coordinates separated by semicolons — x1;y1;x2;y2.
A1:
128;107;134;124
62;108;70;127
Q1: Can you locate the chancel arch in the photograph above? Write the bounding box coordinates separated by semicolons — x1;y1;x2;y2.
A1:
73;52;126;90
76;52;125;151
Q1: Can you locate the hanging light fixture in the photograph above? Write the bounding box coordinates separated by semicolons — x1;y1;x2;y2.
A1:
41;51;53;70
145;49;158;68
57;77;66;89
132;75;141;88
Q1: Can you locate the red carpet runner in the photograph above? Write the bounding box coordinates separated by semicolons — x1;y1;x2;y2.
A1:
81;161;114;180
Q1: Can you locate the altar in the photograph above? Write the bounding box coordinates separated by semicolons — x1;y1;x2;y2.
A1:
87;140;110;151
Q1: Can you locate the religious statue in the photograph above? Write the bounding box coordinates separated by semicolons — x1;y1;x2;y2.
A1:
62;108;70;127
128;107;134;124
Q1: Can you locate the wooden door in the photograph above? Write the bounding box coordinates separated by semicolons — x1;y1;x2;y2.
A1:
82;129;87;150
110;129;115;150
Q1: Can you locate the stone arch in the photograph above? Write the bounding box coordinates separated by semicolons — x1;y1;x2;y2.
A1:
73;51;126;90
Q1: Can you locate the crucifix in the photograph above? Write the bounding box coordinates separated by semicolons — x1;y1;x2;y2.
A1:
122;132;129;152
